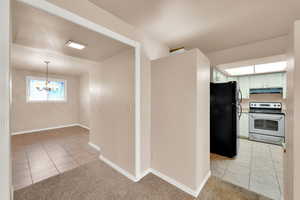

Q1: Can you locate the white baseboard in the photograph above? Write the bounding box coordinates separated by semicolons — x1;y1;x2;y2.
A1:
194;170;211;197
11;185;14;198
11;123;79;135
149;168;211;197
97;156;210;197
88;142;101;151
99;155;138;182
78;124;90;130
139;168;151;180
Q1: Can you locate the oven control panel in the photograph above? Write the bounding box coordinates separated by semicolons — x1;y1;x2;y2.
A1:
249;102;282;109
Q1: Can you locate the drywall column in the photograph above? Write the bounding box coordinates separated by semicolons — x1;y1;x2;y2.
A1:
285;20;300;200
151;49;210;196
0;0;11;199
90;48;136;177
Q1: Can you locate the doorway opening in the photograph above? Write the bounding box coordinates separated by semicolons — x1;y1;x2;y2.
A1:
10;0;142;192
210;57;286;200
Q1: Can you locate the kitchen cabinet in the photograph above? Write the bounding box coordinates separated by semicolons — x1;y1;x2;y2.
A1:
238;76;250;99
212;69;287;99
227;76;238;82
213;70;227;83
250;73;283;89
239;112;249;138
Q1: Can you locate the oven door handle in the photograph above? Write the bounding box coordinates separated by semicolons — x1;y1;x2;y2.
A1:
249;115;284;120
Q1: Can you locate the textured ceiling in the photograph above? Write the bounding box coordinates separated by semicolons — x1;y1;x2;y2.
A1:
89;0;300;53
12;0;130;67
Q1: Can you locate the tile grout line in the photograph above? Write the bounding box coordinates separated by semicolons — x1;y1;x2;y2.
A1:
248;141;254;190
60;141;81;166
41;141;61;175
24;146;34;188
269;146;282;195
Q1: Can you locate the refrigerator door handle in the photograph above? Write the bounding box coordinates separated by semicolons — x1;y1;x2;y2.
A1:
238;89;243;103
238;103;242;119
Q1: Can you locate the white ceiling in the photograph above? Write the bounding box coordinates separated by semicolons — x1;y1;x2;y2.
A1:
11;44;100;76
12;0;131;75
89;0;300;53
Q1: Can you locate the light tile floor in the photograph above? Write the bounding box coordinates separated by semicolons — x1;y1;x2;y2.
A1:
211;139;283;200
12;126;99;190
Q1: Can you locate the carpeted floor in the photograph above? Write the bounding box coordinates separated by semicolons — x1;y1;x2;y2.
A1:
14;160;271;200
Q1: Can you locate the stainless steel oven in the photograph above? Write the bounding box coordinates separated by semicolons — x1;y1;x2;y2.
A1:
249;102;285;145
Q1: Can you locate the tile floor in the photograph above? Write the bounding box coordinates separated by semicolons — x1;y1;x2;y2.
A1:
211;139;283;200
12;126;99;190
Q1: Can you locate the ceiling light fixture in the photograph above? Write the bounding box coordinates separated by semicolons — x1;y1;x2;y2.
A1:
65;40;86;50
36;61;58;92
225;66;254;76
254;61;287;73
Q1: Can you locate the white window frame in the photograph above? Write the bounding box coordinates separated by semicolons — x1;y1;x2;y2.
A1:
26;76;68;103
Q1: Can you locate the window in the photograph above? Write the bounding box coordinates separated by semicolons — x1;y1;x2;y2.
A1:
26;76;67;102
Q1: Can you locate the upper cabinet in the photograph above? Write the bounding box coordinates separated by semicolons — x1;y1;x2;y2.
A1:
238;76;250;99
249;73;283;89
212;68;287;99
213;69;227;83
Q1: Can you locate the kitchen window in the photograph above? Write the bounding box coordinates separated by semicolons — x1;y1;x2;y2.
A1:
26;76;67;102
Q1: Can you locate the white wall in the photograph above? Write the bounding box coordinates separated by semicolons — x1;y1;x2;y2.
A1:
79;73;90;128
11;69;80;133
207;36;288;66
285;20;300;200
90;48;135;175
151;49;210;194
0;0;11;199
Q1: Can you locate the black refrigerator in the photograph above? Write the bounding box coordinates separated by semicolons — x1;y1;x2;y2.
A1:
210;81;240;158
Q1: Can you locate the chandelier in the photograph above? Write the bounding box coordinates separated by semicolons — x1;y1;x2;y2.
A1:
36;61;54;92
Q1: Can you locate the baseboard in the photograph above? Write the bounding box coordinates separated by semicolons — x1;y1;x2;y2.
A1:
88;142;101;151
139;168;151;180
11;124;79;135
194;170;211;197
11;185;14;199
78;124;90;130
99;155;138;182
149;168;211;197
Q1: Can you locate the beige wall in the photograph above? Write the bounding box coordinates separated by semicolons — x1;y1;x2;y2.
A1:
140;53;152;173
11;68;80;133
196;50;211;187
45;0;169;177
90;48;135;175
79;73;90;128
285;20;300;200
151;49;210;190
207;36;288;66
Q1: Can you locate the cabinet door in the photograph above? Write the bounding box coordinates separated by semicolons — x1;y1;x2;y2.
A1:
263;73;282;88
238;76;250;99
250;73;283;88
213;70;226;83
239;113;249;138
250;75;264;88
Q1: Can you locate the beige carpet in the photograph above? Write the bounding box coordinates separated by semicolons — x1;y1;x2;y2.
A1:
14;160;271;200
